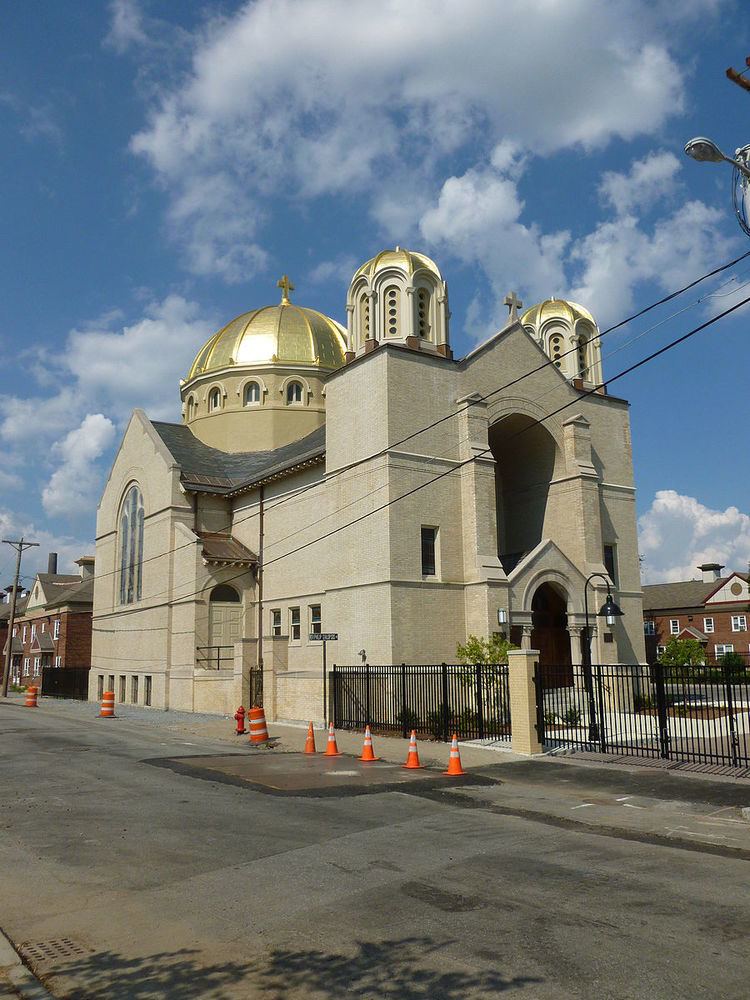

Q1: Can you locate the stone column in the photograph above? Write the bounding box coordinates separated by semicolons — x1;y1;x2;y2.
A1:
508;648;543;755
568;625;585;666
520;624;534;651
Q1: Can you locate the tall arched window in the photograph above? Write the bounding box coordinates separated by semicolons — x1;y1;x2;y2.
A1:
416;287;431;339
119;485;144;605
286;381;303;404
384;285;400;337
186;396;196;420
209;387;222;411
358;293;370;344
577;335;588;376
243;381;261;405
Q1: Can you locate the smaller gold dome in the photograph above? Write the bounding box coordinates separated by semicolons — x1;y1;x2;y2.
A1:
352;246;443;284
521;298;597;329
186;283;347;381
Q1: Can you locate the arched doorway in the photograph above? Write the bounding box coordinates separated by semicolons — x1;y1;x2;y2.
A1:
489;414;560;573
208;584;242;651
531;583;572;686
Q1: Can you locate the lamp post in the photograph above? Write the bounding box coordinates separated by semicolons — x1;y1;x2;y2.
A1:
684;137;750;237
581;572;624;743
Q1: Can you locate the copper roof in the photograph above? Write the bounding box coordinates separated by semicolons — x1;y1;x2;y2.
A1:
197;533;258;567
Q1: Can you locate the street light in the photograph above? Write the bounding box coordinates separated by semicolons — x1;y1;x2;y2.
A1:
684;136;750;179
581;572;624;744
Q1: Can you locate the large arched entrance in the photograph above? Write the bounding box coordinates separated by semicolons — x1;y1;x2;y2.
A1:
531;583;572;686
489;414;560;573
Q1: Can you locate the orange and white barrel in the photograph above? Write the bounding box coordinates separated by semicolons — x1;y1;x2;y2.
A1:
248;706;269;744
24;686;38;708
100;691;116;718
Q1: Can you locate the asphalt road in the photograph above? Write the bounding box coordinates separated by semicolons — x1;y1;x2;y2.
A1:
1;700;749;999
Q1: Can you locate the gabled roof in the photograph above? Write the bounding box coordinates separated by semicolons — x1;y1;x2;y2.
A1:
642;575;749;612
150;422;326;495
197;532;258;567
45;577;94;609
679;625;708;643
703;571;750;603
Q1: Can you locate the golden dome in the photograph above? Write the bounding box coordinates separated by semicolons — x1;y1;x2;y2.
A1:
520;298;597;330
352;246;443;284
186;278;347;381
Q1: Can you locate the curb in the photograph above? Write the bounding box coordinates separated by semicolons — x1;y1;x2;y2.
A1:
0;930;56;1000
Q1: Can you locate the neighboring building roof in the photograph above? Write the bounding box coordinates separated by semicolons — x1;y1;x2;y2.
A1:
642;575;750;612
679;626;709;643
31;632;55;652
0;598;29;623
151;422;326;495
45;576;94;609
197;532;258;567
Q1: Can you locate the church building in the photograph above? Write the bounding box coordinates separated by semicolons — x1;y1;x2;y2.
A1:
90;249;646;716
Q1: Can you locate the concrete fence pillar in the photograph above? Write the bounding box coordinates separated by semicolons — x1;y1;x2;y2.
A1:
508;648;543;755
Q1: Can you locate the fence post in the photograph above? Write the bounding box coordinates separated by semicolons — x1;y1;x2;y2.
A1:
401;663;407;738
475;664;485;740
441;662;450;742
508;649;543;755
365;661;371;727
331;664;338;727
723;661;740;768
654;662;670;760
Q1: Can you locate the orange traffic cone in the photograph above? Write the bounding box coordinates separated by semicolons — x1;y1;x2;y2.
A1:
99;690;115;718
443;734;466;776
324;722;342;757
24;686;38;708
358;725;379;762
403;730;423;769
304;722;317;754
248;706;269;744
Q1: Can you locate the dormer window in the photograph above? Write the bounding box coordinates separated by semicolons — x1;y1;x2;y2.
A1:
286;381;303;405
244;381;261;406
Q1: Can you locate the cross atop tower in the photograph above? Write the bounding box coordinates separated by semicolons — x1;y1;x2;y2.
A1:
277;274;295;304
504;291;523;322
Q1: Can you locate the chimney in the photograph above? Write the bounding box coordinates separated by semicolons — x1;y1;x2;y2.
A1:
75;556;95;581
47;552;58;575
698;562;724;583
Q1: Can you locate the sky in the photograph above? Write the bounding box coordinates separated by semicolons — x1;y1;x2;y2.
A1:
1;0;749;586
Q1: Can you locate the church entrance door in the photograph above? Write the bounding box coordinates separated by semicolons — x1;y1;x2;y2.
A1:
530;583;572;687
208;584;242;654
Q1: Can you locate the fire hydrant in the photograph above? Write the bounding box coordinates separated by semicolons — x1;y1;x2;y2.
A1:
234;705;246;735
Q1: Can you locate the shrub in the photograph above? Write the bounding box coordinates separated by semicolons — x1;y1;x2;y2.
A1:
456;634;518;665
561;706;582;726
543;710;558;725
633;693;653;712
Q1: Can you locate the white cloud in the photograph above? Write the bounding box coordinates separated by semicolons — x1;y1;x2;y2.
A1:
104;0;150;54
638;490;750;583
599;151;681;216
0;509;91;580
42;415;117;518
126;0;719;280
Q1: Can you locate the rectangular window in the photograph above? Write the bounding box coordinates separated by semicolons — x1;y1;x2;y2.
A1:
289;607;301;642
24;657;30;672
603;544;617;586
703;617;715;634
108;674;115;694
643;621;655;635
54;655;61;668
271;609;282;637
97;675;104;700
31;624;36;640
53;619;60;640
131;675;139;703
144;675;152;707
670;619;680;635
731;615;747;632
656;645;666;656
715;643;734;657
119;676;126;702
22;625;27;642
41;621;46;632
309;604;322;636
421;526;437;576
33;658;40;677
12;627;16;637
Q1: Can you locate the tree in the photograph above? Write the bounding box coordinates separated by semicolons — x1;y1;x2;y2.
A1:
456;634;517;665
657;637;706;667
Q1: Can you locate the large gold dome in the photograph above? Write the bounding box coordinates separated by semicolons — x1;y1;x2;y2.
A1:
352;246;443;284
187;280;347;381
520;298;597;329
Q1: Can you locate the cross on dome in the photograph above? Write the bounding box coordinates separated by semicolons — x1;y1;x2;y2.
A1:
504;291;523;321
277;274;295;304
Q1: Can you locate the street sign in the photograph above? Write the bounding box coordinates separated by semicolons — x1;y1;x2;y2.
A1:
309;633;338;641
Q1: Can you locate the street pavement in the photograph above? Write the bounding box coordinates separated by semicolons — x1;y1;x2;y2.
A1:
2;696;750;999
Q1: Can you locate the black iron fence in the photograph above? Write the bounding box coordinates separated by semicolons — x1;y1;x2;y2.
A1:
196;645;234;670
331;663;511;742
536;662;750;769
40;666;90;700
248;668;263;707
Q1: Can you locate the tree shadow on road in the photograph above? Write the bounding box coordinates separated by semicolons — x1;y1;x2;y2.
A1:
46;936;542;999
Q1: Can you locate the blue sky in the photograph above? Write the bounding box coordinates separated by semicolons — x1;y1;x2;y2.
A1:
1;0;749;584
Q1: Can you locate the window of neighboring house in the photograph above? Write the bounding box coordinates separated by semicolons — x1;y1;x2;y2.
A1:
421;526;437;577
603;544;618;586
309;604;322;636
30;624;36;641
703;617;715;634
271;609;282;637
289;607;301;642
119;676;126;702
22;625;27;643
54;655;61;668
716;643;734;657
131;675;139;703
244;381;261;405
33;658;40;677
670;619;680;635
644;621;655;635
144;675;152;707
656;645;666;655
731;615;747;632
12;627;16;637
53;619;60;639
41;621;46;632
24;657;30;672
286;381;303;405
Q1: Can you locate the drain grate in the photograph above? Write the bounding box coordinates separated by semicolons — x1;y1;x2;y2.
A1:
21;938;90;965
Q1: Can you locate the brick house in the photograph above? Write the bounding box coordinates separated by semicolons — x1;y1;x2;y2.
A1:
2;555;94;687
642;563;750;665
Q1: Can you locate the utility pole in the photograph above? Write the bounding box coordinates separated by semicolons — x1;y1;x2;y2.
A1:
1;538;39;698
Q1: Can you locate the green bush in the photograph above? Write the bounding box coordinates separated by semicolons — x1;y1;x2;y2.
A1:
719;651;746;669
543;710;558;725
633;693;653;712
561;706;582;726
396;707;420;732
